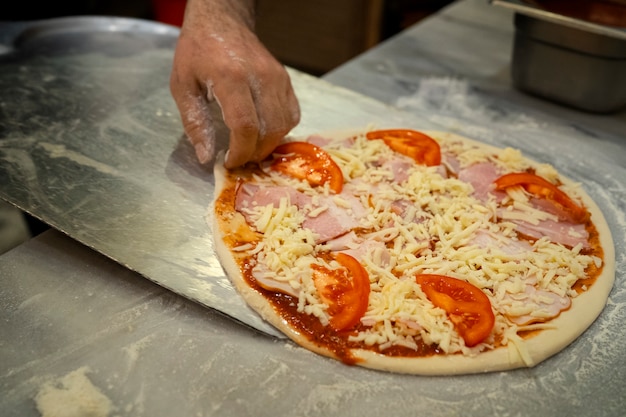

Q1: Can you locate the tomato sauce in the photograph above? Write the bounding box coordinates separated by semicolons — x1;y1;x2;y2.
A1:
216;171;442;363
215;156;607;363
245;263;442;363
574;220;604;293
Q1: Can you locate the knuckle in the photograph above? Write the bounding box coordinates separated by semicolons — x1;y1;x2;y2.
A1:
226;64;248;82
229;117;260;142
224;108;260;137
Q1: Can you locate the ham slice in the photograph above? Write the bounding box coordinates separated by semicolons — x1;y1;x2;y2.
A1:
470;230;533;255
513;218;589;249
506;194;590;248
340;240;391;266
505;284;571;325
442;153;461;176
458;161;504;202
306;134;332;147
235;183;305;209
325;231;391;266
235;183;310;224
303;192;366;243
528;196;584;223
235;183;366;244
380;156;413;183
324;231;361;251
252;264;299;297
307;134;354;148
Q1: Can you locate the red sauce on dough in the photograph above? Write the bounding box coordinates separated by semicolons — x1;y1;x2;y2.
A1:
216;164;606;362
574;221;604;293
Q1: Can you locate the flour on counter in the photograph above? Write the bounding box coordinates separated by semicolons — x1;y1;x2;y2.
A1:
34;367;113;417
38;143;122;177
395;76;542;132
397;76;471;111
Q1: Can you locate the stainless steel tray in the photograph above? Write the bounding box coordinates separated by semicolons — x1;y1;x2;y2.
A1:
491;0;626;112
0;16;440;337
490;0;626;40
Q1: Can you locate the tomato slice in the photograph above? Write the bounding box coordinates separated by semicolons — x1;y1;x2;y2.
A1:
415;274;495;347
270;141;343;193
493;172;589;223
311;253;370;331
366;129;441;166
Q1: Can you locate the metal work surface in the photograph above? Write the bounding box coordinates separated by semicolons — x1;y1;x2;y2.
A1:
3;228;622;417
1;1;626;415
0;17;436;337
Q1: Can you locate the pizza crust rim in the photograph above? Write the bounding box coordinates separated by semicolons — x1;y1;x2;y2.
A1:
211;128;616;375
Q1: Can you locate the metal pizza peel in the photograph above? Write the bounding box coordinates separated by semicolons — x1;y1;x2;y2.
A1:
0;17;440;338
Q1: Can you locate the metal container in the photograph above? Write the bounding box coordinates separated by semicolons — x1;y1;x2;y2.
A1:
492;0;626;113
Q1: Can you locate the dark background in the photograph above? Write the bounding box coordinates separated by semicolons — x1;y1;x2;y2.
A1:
3;0;456;74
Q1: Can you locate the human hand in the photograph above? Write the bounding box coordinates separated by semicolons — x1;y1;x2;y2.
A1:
170;0;300;168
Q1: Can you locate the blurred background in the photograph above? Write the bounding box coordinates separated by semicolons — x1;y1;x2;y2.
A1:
0;0;456;254
4;0;456;74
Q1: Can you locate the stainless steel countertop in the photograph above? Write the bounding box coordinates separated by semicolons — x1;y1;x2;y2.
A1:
2;0;626;416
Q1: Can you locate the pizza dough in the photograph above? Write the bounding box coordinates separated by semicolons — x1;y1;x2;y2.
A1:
35;367;113;417
212;128;615;375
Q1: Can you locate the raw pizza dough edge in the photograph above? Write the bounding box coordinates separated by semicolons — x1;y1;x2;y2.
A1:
211;127;616;375
212;150;345;363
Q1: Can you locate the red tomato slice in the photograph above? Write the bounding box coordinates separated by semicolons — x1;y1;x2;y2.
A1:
493;172;589;223
416;274;495;347
311;253;370;331
270;142;343;193
366;129;441;166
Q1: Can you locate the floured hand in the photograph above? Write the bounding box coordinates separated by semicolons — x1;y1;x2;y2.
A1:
170;0;300;168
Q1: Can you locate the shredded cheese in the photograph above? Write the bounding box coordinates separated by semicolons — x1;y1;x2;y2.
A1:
235;131;599;357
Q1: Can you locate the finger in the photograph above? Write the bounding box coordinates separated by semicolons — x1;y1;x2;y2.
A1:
181;93;216;164
250;106;288;163
251;77;301;162
212;80;260;169
170;73;216;164
245;67;300;161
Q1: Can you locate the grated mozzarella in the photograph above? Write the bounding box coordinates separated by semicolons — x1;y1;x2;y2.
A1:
236;130;599;357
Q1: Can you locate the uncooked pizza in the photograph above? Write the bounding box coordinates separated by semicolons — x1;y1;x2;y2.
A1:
212;128;615;375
